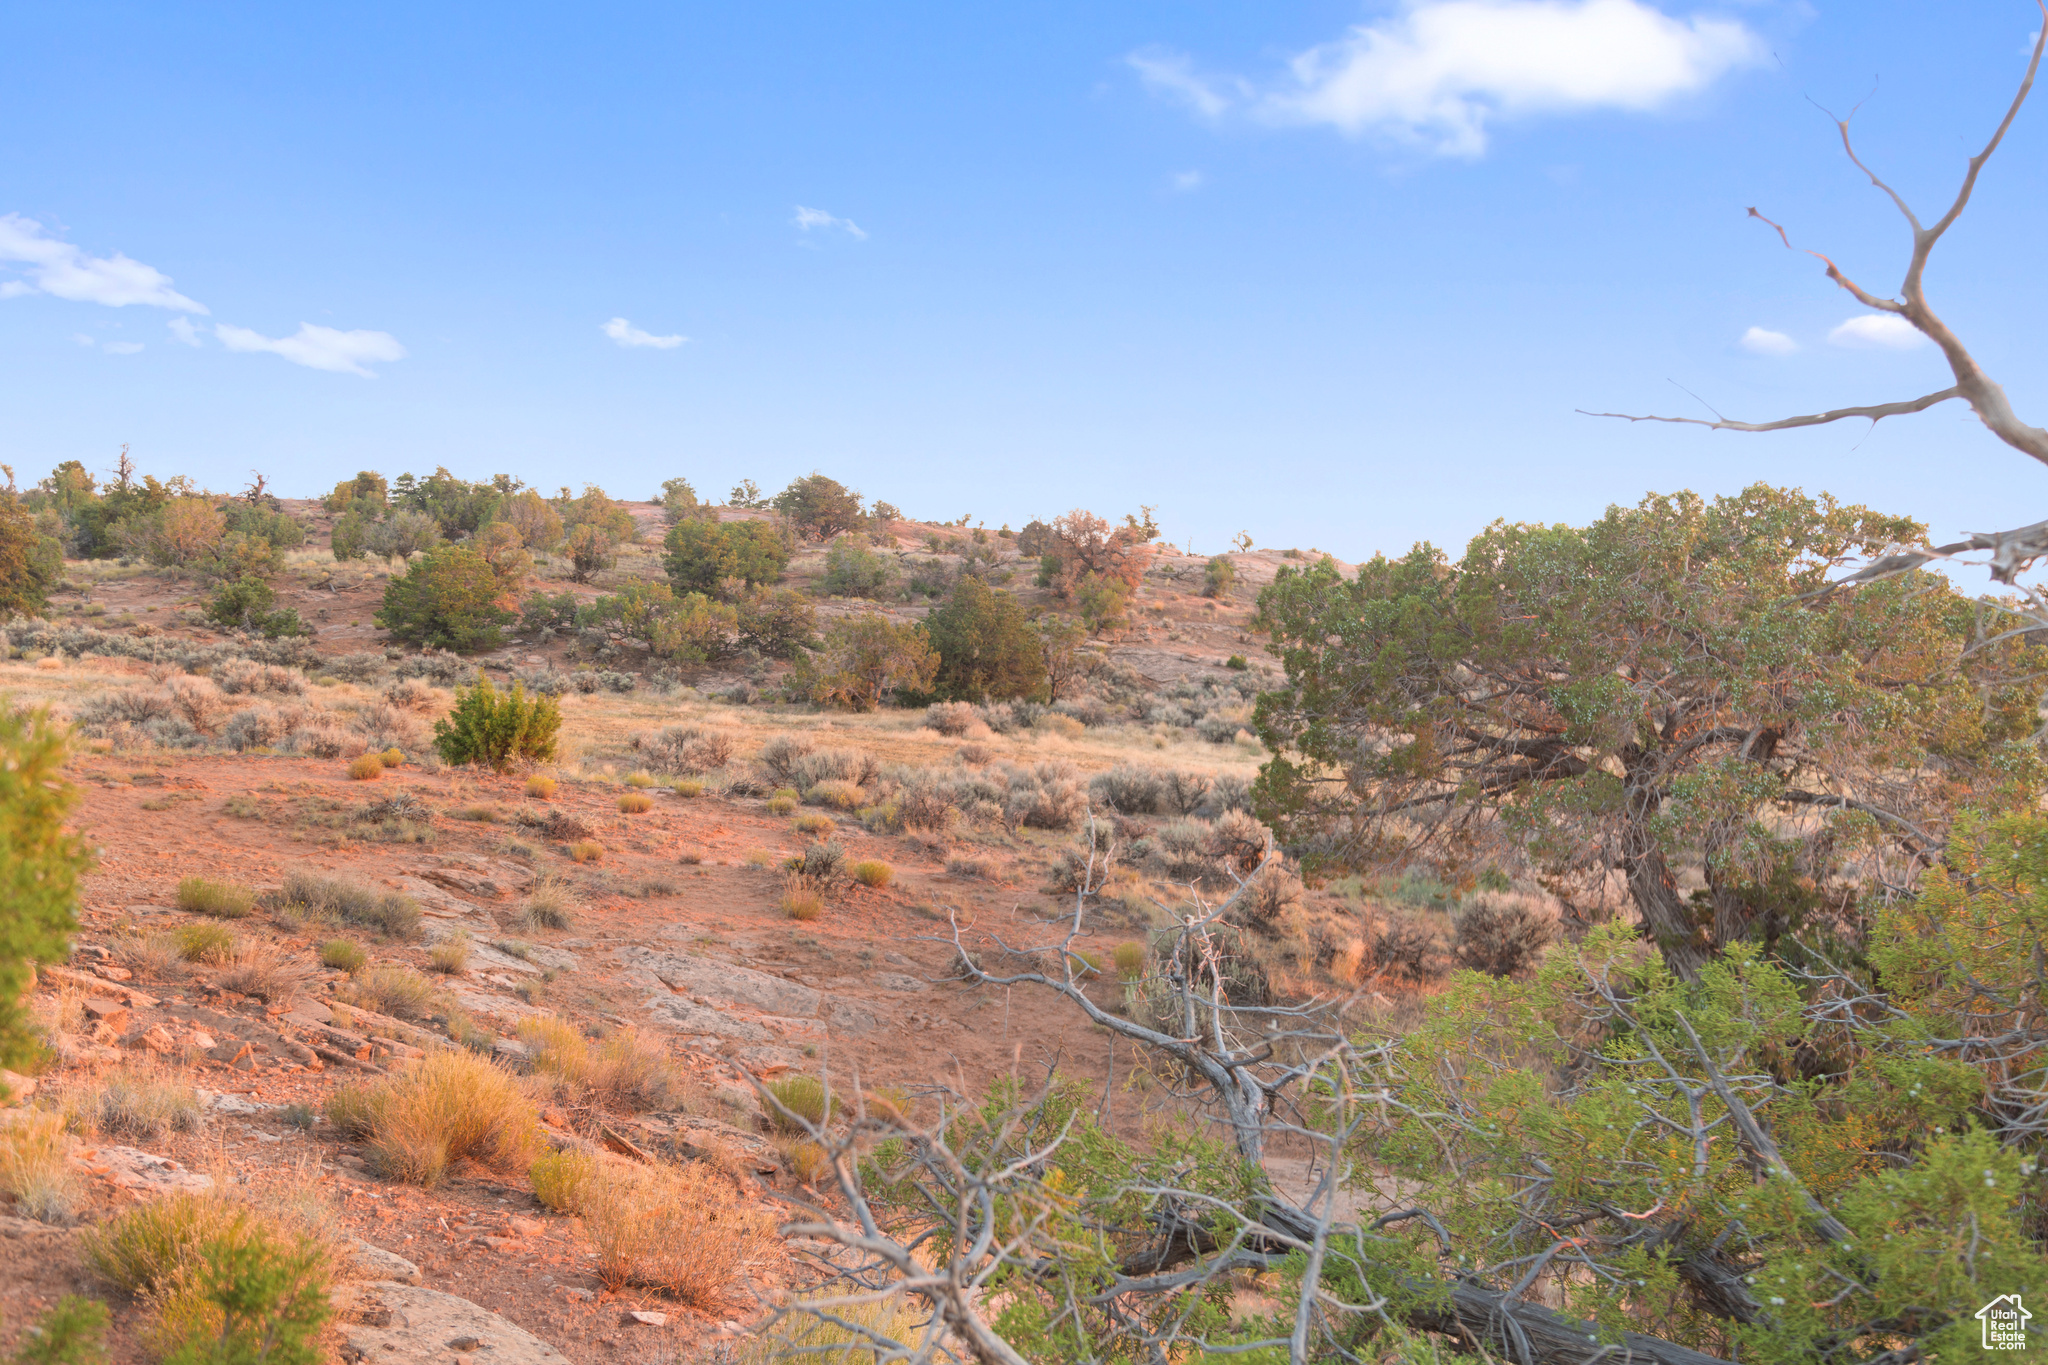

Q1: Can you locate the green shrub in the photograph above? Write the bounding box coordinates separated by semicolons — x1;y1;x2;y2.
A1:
432;672;562;770
84;1194;331;1365
772;474;866;542
662;518;790;594
1225;654;1249;671
337;964;438;1019
0;705;89;1086
203;577;310;639
374;545;517;652
821;534;893;597
7;1295;109;1365
1203;555;1236;598
0;495;63;619
759;1076;832;1133
921;576;1045;703
766;793;798;816
175;877;254;919
563;523;617;582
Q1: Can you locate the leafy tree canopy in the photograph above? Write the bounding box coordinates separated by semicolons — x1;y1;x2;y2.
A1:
0;704;90;1088
1250;484;2044;979
375;544;516;652
922;575;1046;704
662;518;790;594
772;472;864;542
0;495;62;620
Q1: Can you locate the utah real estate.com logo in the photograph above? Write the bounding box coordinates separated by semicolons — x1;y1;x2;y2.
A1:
1980;1295;2032;1351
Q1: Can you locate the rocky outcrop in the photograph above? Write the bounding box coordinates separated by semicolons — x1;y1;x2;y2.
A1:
338;1282;571;1365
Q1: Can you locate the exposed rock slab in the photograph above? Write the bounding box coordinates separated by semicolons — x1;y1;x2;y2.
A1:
634;950;822;1017
85;1145;214;1194
338;1282;571;1365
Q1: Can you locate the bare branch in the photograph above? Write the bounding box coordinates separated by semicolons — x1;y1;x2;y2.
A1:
1578;386;1959;436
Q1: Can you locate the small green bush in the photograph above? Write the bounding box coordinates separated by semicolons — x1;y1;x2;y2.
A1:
175;877;254;919
0;705;89;1084
7;1296;110;1365
1225;654;1249;671
766;794;798;816
760;1076;832;1133
374;544;516;651
432;673;563;771
793;811;834;835
850;860;892;888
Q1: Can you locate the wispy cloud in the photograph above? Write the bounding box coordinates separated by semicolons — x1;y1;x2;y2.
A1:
1828;314;1926;350
215;322;406;377
602;316;687;350
1171;169;1206;192
1740;326;1796;356
1133;0;1763;157
0;213;208;311
168;317;203;346
103;340;144;355
793;205;868;239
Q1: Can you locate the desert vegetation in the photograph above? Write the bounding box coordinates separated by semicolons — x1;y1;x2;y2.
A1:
6;24;2048;1364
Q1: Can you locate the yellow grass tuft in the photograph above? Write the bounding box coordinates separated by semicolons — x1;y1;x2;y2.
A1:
849;859;893;888
175;877;254;919
347;753;384;780
581;1160;775;1307
525;775;557;799
618;791;654;814
352;1049;540;1186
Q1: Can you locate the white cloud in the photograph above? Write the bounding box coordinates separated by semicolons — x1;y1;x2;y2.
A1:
215;322;406;377
1130;51;1244;119
1740;326;1796;356
792;206;868;239
1171;169;1206;192
103;341;144;355
70;333;94;347
602;317;686;350
168;317;203;347
1135;0;1764;157
0;213;207;311
1828;313;1927;350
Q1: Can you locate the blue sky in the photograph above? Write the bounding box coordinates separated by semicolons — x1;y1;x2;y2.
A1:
3;1;2045;562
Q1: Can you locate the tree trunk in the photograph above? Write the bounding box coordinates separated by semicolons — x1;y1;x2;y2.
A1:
1621;780;1714;981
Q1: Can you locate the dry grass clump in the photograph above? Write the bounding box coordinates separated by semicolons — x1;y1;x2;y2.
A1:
336;964;439;1019
778;1137;832;1185
780;884;824;921
672;777;705;798
618;791;654;814
766;793;798;816
517;1015;680;1111
744;848;776;868
944;855;995;881
792;811;835;836
117;928;187;979
519;873;578;930
339;1050;540;1186
68;1067;203;1139
347;753;384;780
624;771;656;789
1112;941;1147;980
173;922;238;965
850;859;892;888
218;939;312;1004
804;779;865;811
529;1148;596;1213
427;935;472;975
175;877;254;919
383;678;440;713
0;1112;80;1222
759;1076;833;1134
271;870;422;939
581;1159;774;1306
319;939;366;972
525;774;557;799
733;1294;930;1365
569;840;605;863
